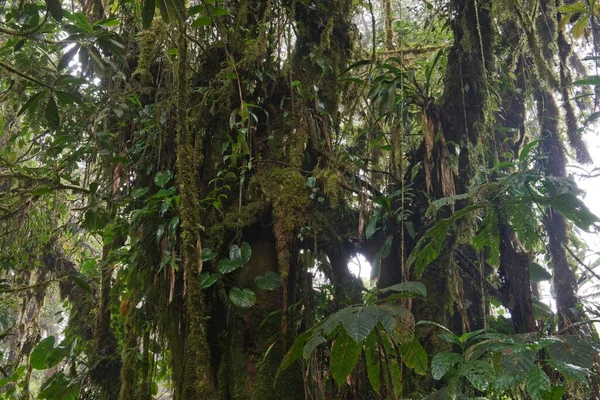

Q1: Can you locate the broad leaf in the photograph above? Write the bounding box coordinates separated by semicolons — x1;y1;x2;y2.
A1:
530;262;552;282
47;0;63;22
201;248;217;262
330;330;362;386
218;258;242;274
400;338;428;375
142;0;156;28
30;336;57;370
380;281;426;298
240;242;251;265
302;334;326;359
45;95;60;130
341;306;379;343
199;272;219;289
255;271;282;291
526;367;551;400
229;287;256;308
431;352;461;380
154;170;172;188
364;331;381;394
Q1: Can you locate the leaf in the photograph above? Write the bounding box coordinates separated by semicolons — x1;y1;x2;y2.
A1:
460;360;494;391
131;187;149;199
192;15;211;27
47;0;63;22
374;305;415;343
526;367;551;400
341;306;379;343
32;187;53;195
154;170;172;187
557;2;588;13
364;331;381;394
199;272;219;289
548;335;594;368
572;14;589;39
58;46;79;71
330;330;363;386
530;262;552;282
407;205;481;276
545;193;599;231
55;91;80;105
201;248;217;262
156;0;171;23
39;372;79;400
71;274;91;293
380;281;427;298
255;271;282;291
229;244;242;262
546;359;590;382
31;337;57;370
142;0;156;29
542;386;566;400
229;287;256;308
210;7;229;16
400;338;428;375
572;75;600;86
302;334;326;359
45;95;60;130
240;242;251;265
431;352;461;380
277;330;312;379
18;91;47;117
365;207;382;239
218;258;243;274
519;139;540;162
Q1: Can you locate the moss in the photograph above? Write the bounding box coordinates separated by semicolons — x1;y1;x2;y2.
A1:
133;22;167;83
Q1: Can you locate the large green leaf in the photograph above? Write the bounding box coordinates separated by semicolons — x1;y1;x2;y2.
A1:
277;330;312;378
240;242;251;265
460;360;494;391
255;271;282;291
302;334;326;359
526;367;551;400
341;306;379;343
376;305;414;343
218;258;243;274
530;262;552;282
199;272;219;289
142;0;156;28
380;281;427;298
546;359;590;382
30;336;56;370
228;287;256;308
364;331;381;394
31;336;69;370
431;352;461;380
46;0;63;22
330;330;363;386
38;372;79;400
548;335;594;369
154;170;172;188
400;338;428;375
45;95;60;130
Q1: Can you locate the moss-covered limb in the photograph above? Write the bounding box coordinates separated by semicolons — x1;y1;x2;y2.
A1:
440;0;495;195
536;89;579;327
119;322;138;400
90;234;123;399
557;29;592;164
498;222;536;332
174;14;216;399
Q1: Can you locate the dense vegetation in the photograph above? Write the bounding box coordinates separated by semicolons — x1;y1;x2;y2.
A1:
1;0;600;398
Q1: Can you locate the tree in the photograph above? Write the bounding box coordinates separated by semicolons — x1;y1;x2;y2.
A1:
1;0;599;398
